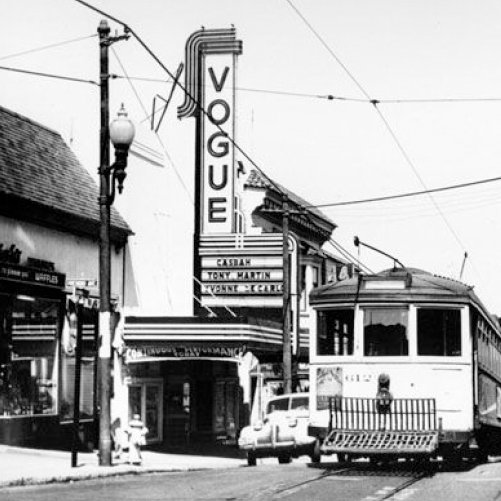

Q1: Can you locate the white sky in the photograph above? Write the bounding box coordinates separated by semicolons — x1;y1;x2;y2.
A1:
2;0;501;313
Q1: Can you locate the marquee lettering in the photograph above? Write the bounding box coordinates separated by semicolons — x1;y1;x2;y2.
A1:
207;131;230;157
208;66;230;92
208;198;227;222
216;258;251;267
208;164;228;190
207;99;230;125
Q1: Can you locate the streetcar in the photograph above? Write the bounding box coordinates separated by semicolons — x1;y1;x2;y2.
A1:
307;267;501;462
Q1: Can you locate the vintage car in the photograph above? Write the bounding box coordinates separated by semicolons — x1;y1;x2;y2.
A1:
238;393;320;466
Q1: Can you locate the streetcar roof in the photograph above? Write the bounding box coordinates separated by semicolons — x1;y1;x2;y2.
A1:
310;268;497;325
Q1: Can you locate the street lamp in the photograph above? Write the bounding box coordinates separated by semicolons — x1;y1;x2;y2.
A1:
98;18;134;467
109;104;136;199
98;104;135;466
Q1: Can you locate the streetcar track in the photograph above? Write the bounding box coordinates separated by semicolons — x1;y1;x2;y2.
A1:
377;470;429;500
254;465;432;500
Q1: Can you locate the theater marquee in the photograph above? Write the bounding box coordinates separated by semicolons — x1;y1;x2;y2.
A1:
179;29;296;312
199;234;285;307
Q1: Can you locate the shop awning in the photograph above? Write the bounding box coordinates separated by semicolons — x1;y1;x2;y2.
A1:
124;316;284;362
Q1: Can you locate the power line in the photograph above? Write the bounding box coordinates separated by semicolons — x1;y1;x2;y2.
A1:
0;64;99;86
285;0;372;101
110;47;193;203
285;0;473;262
112;74;501;104
372;104;468;252
73;0;289;200
308;175;501;208
0;34;97;62
111;47;240;318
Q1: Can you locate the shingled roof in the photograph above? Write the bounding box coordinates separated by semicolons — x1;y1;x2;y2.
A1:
0;105;131;243
245;168;336;228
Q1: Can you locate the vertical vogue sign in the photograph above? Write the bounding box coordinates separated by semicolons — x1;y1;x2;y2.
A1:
178;28;243;234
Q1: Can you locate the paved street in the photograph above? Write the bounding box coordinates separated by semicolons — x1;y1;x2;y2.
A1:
2;458;500;501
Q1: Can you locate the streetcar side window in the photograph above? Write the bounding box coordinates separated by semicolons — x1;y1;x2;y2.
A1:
417;308;461;356
317;309;354;356
363;308;408;356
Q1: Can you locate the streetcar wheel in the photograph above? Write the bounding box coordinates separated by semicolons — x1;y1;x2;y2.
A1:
278;454;292;464
247;452;256;466
310;440;321;464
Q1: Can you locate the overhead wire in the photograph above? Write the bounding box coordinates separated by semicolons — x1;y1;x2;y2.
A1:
307;175;501;208
0;64;99;86
73;0;376;278
111;46;237;318
284;0;480;277
73;0;286;198
0;33;97;62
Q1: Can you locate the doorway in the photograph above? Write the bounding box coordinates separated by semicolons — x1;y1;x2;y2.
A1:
128;378;163;444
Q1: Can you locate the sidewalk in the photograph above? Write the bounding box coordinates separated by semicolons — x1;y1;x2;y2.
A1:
0;445;246;489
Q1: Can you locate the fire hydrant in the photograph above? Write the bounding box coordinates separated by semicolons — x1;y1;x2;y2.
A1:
126;414;148;465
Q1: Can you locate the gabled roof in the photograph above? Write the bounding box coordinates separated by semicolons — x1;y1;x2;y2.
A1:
0;105;131;242
245;169;336;230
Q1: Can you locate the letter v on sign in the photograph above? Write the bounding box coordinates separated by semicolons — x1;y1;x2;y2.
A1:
208;67;229;92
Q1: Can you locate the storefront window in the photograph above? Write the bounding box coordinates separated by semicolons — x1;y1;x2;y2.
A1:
0;296;59;417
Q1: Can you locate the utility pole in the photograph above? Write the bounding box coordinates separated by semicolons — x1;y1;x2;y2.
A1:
97;19;132;467
282;194;292;395
98;18;113;468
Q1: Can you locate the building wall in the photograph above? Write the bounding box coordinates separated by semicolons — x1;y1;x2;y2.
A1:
0;214;125;448
0;215;125;298
115;154;194;317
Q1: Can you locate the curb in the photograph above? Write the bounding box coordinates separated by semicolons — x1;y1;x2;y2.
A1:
0;464;244;490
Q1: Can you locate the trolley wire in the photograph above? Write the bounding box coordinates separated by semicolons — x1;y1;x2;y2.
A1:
74;0;372;276
111;46;237;318
284;0;479;276
307;175;501;209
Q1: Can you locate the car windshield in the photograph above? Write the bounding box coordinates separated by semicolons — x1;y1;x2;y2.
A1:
291;396;308;411
266;398;288;414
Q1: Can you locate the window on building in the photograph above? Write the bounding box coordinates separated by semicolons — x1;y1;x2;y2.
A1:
317;309;355;356
0;296;59;417
417;308;461;356
312;267;319;289
300;265;307;311
363;307;408;356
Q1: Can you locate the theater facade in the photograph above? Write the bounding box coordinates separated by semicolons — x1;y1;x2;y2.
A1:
115;28;348;447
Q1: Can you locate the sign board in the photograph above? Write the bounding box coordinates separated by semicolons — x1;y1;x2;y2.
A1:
125;344;246;362
178;28;242;234
66;279;98;288
0;263;65;288
199;234;284;307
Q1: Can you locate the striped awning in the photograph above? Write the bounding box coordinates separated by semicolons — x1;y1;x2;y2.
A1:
124;316;284;360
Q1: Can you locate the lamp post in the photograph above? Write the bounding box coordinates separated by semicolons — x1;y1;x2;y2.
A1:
98;19;135;467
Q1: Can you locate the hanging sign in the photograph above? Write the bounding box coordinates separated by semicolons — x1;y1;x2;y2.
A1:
178;28;243;234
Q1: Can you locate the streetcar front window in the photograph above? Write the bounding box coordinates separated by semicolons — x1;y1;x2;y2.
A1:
317;309;354;356
417;308;461;356
363;308;408;356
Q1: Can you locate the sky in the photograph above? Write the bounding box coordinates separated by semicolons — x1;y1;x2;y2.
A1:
2;0;501;313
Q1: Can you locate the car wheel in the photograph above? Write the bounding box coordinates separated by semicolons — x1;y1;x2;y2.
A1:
247;452;257;466
278;454;292;464
310;439;321;464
